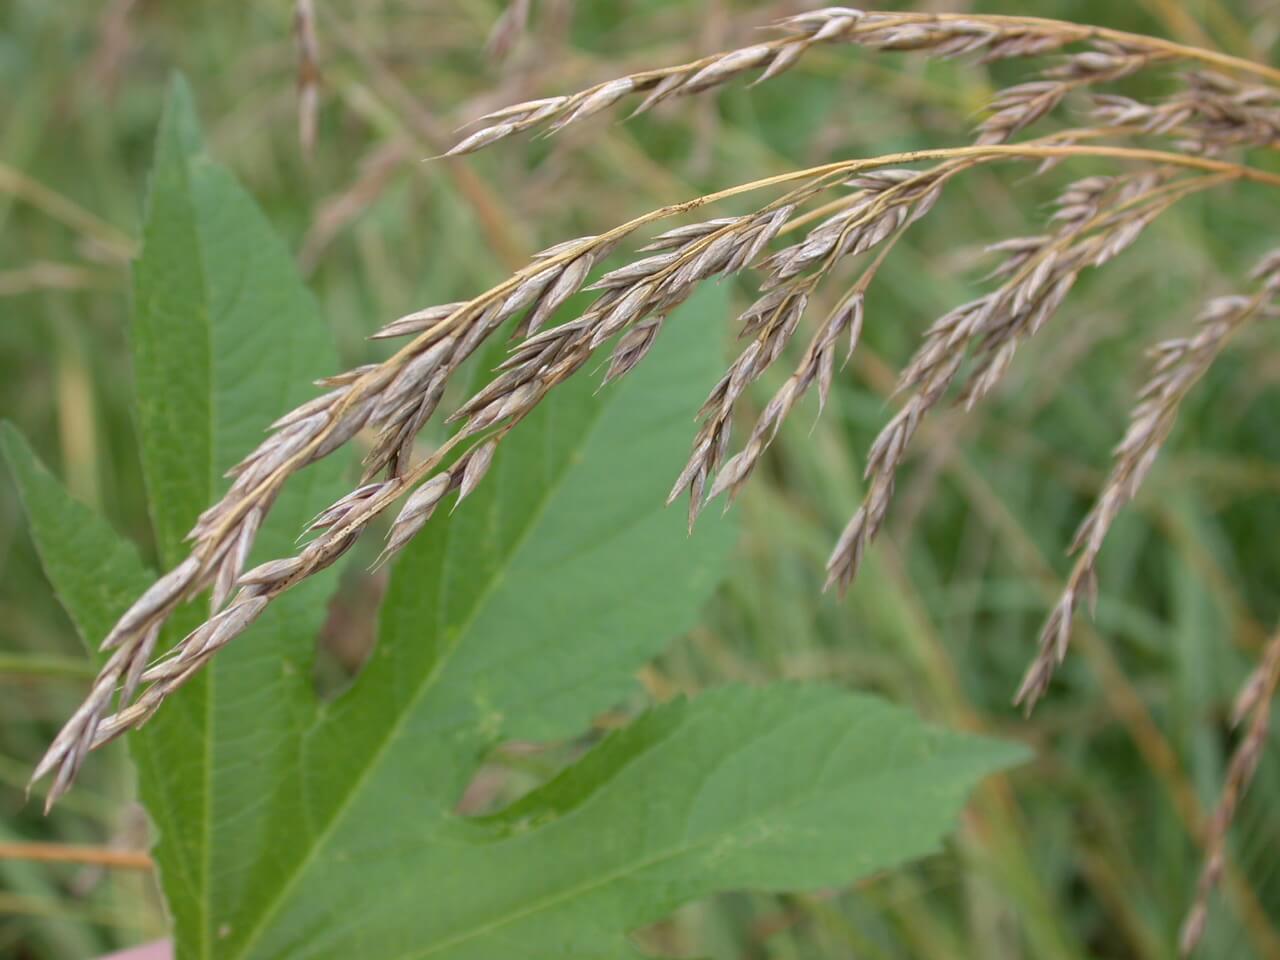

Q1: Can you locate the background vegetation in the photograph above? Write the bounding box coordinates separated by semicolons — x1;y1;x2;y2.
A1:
2;1;1278;957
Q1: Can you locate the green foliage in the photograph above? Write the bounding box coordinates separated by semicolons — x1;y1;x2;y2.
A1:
1;80;1024;959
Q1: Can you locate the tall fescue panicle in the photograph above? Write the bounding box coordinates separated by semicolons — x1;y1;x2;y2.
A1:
35;7;1280;950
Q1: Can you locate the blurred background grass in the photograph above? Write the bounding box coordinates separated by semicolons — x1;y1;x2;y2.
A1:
2;1;1279;957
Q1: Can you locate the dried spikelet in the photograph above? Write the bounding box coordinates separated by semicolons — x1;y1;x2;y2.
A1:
825;170;1219;598
1093;71;1280;153
370;302;465;341
381;473;452;561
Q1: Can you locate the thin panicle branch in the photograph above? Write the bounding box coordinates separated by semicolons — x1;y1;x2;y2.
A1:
1179;626;1280;956
293;0;320;156
824;169;1229;596
447;9;1280;157
1018;249;1280;710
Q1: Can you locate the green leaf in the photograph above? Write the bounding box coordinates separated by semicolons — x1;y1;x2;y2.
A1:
251;685;1025;959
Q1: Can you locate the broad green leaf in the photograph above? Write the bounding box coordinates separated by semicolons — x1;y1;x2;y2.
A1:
253;684;1025;959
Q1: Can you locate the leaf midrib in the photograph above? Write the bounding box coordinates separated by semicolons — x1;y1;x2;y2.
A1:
139;125;219;960
196;163;340;959
232;379;631;960
194;148;217;960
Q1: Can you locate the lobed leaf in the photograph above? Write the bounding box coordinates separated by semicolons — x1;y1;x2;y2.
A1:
246;684;1025;959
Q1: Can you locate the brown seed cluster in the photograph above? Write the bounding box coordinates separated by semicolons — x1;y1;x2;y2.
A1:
680;165;952;527
35;16;1280;941
1094;70;1280;154
825;169;1227;598
976;43;1157;145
